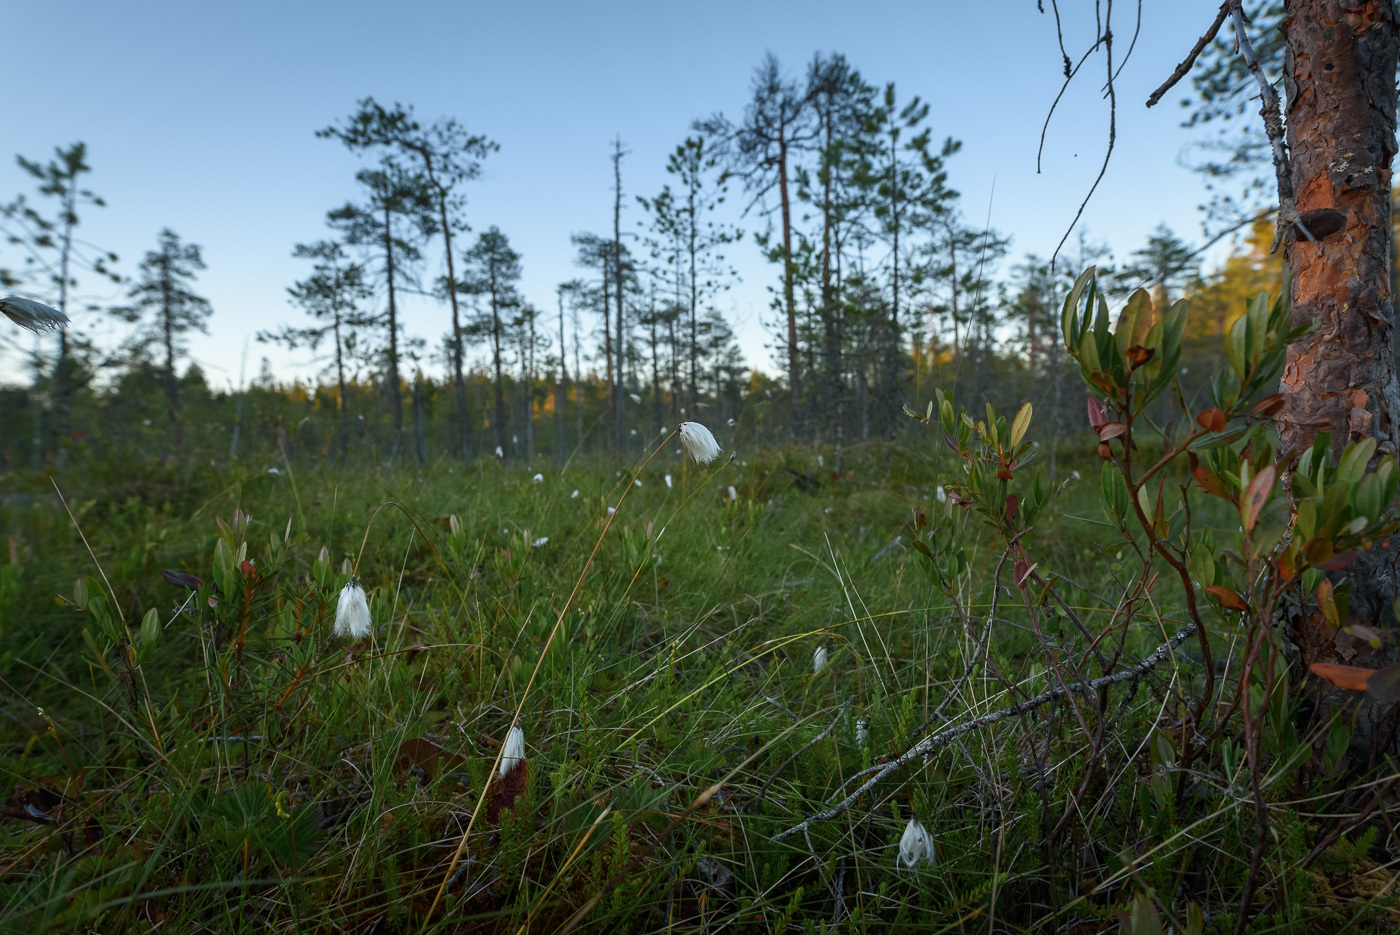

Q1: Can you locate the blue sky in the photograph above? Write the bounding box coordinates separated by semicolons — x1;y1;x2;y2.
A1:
3;0;1232;389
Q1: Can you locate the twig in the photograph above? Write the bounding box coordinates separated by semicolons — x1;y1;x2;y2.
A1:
1230;4;1314;251
752;702;850;810
772;622;1196;841
1051;0;1117;272
1146;1;1233;108
906;549;1012;742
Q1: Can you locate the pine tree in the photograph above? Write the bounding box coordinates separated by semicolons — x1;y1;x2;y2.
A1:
326;161;436;463
463;227;522;458
639;136;740;414
112;229;212;450
1;143;120;466
698;54;818;431
319;98;498;460
259;240;372;464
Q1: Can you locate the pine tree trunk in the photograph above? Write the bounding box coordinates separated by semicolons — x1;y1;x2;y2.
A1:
384;202;404;463
779;135;800;431
490;266;507;457
428;162;474;461
162;266;183;451
614;144;627;454
335;313;348;465
413;376;427;466
1279;0;1400;753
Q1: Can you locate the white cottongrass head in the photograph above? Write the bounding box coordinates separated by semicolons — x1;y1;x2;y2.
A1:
500;725;525;777
532;473;544;484
334;578;372;640
678;421;721;464
606;506;616;515
664;474;673;489
629;392;641;404
571;489;580;499
494;445;504;459
898;816;935;869
813;645;829;674
531;536;549;548
855;716;869;747
936;485;948;504
727;485;738;502
1;296;69;334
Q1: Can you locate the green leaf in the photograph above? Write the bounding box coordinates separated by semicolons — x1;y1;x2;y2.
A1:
1009;402;1033;450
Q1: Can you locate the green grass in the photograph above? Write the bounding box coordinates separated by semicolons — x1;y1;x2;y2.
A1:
0;435;1393;932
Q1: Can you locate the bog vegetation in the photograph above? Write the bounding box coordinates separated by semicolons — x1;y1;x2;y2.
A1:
8;11;1400;932
4;271;1400;932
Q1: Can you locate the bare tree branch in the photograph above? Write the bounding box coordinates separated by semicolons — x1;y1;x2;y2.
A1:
772;621;1196;842
1146;1;1234;108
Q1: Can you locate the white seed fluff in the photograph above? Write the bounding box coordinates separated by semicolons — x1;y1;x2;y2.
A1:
500;726;525;777
334;579;372;640
532;473;544;484
664;474;673;489
898;816;935;869
678;421;721;464
813;645;828;674
0;296;69;334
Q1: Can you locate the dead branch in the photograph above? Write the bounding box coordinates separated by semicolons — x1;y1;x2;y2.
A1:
1146;1;1234;108
772;622;1196;842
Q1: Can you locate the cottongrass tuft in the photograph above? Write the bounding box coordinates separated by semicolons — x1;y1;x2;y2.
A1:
633;478;642;487
495;445;504;459
936;485;948;504
727;485;738;502
1;296;69;334
500;726;525;777
664;474;673;489
334;578;372;640
898;816;935;869
678;421;721;464
813;645;828;674
855;716;869;746
532;473;544;484
571;489;580;499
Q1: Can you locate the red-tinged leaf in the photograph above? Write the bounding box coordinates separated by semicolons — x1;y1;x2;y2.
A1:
1097;422;1127;441
395;738;444;783
1305;537;1335;567
1196;408;1227;433
1204;585;1247;612
1087;396;1109;430
1088;371;1117;394
1014;560;1038;587
1278;547;1299;583
1192;466;1232;500
1241;465;1276;532
997;468;1014;481
1366;661;1400;703
161;569;203;590
239;560;257;580
1317;578;1341;628
1308;662;1374;693
1097;443;1113;461
1318;551;1357;571
487;761;530;824
1126;344;1155;366
1003;495;1020;522
1252;393;1285;416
